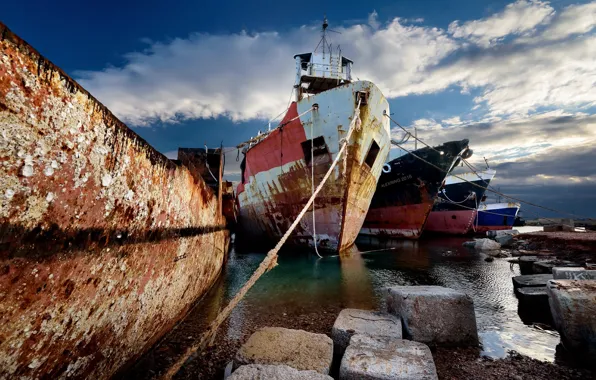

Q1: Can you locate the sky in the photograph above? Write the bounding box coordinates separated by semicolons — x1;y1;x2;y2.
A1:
3;0;596;218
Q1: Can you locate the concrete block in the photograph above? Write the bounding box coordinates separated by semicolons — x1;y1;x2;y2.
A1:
487;229;520;238
494;234;514;247
518;256;540;274
228;364;333;380
547;280;596;364
339;335;438;380
234;327;333;374
474;238;500;251
331;309;402;358
512;274;552;290
385;286;478;346
553;267;596;280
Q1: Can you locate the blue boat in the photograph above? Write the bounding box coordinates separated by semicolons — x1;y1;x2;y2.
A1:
476;202;521;232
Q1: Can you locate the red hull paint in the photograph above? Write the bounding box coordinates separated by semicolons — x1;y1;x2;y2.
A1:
238;103;306;191
475;225;513;233
361;202;432;239
425;209;477;235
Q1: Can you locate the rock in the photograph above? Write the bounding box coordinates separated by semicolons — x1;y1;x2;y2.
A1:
552;267;596;280
516;287;552;325
385;286;478;346
547;280;596;364
228;364;333;380
224;361;234;379
533;260;577;274
234;327;333;374
512;274;553;290
462;240;476;248
495;234;514;247
475;238;501;251
518;256;540;274
485;256;494;262
486;250;511;258
331;309;401;359
339;335;438;380
487;229;520;238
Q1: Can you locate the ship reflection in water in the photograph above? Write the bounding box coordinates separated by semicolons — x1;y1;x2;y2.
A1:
128;234;560;377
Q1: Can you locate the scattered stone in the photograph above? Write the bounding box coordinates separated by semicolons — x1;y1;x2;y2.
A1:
487;229;520;238
228;364;333;380
331;309;401;358
462;241;476;248
494;234;514;247
474;238;501;251
517;287;549;304
518;256;540;274
234;327;333;374
485;256;494;262
512;274;553;290
533;260;577;274
339;334;438;380
547;280;596;364
486;250;511;258
552;267;596;280
385;286;478;346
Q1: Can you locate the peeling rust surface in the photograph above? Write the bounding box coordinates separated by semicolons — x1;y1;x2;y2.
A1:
236;82;390;252
0;22;229;378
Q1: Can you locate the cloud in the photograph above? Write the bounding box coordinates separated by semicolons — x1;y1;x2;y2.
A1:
448;0;554;46
540;2;596;41
76;1;596;128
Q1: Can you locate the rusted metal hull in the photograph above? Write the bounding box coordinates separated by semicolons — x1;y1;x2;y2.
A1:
425;209;477;235
236;81;390;253
426;170;495;235
360;140;470;239
0;23;229;379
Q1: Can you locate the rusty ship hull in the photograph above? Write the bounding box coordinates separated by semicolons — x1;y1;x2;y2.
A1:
236;81;391;252
0;23;229;379
425;170;496;234
360;140;470;239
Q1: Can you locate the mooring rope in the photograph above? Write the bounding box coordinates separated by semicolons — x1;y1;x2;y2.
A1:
311;112;322;258
161;99;363;379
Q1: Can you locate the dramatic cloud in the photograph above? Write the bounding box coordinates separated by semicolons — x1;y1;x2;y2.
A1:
448;0;554;46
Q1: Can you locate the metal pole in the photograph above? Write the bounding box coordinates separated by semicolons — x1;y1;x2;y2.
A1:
415;128;418;150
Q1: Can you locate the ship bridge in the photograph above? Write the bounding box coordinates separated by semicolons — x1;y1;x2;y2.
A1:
294;17;353;100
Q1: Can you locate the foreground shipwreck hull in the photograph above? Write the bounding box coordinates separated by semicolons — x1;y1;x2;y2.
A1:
0;23;229;378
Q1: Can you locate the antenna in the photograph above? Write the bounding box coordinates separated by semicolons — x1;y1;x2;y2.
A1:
483;156;490;169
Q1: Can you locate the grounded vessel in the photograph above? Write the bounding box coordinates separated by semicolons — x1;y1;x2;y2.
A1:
236;19;391;252
425;169;496;234
0;23;229;378
476;202;521;232
360;140;471;239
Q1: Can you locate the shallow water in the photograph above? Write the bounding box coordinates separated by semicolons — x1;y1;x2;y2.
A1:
127;233;564;377
210;235;558;358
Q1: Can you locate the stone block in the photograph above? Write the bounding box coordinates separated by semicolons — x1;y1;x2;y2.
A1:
487;229;520;238
547;280;596;364
518;256;539;274
234;327;333;374
553;267;596;280
474;238;500;251
494;234;514;247
228;364;333;379
512;274;552;290
385;286;478;346
340;335;438;380
331;309;402;358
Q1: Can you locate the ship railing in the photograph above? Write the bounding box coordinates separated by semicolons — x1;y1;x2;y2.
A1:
304;62;348;80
